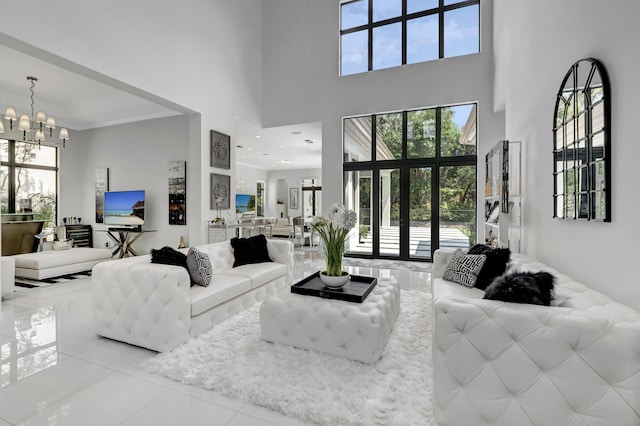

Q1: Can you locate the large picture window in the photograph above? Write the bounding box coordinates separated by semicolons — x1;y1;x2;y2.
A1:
340;0;480;76
1;139;58;228
343;103;477;260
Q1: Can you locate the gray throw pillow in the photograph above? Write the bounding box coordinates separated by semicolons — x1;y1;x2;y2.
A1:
442;249;487;288
186;247;213;287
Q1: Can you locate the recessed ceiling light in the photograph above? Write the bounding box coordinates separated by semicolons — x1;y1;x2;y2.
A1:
236;145;244;148
280;145;284;148
255;135;261;139
262;153;269;156
291;131;302;135
247;148;253;151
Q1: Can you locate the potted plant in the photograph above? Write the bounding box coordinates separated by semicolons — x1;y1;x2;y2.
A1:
311;204;357;288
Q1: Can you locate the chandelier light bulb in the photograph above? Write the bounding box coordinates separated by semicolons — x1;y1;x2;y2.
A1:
36;111;47;124
18;114;31;131
4;107;17;130
3;77;69;147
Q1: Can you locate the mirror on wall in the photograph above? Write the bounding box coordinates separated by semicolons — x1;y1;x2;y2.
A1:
553;58;611;221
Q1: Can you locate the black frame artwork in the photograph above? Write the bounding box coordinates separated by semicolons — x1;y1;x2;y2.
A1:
168;161;186;225
95;167;109;223
553;58;611;221
289;187;299;209
210;130;231;169
210;173;230;210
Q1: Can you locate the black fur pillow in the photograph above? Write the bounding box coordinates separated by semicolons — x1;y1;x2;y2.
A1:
483;271;556;306
151;246;188;269
230;234;272;267
467;244;511;290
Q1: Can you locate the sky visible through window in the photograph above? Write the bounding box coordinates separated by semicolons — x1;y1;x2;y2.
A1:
341;0;479;76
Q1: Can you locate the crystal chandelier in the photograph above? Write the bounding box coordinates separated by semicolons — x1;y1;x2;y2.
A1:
0;76;69;147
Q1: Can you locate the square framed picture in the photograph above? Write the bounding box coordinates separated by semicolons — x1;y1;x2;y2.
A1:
210;173;230;209
210;130;231;169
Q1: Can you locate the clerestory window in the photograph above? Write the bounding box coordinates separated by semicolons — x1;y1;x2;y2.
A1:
340;0;480;76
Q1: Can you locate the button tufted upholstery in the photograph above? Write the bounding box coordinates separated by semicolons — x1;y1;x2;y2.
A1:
260;277;400;364
432;249;640;426
93;239;294;352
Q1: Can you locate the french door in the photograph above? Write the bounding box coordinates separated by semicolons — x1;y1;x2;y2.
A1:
343;104;477;261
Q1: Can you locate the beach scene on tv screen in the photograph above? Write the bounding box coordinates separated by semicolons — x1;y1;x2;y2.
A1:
104;191;145;225
236;194;255;214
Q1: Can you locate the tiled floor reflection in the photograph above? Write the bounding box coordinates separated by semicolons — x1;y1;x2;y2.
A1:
0;249;431;425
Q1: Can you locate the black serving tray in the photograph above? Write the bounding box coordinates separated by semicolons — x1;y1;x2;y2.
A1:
290;271;377;303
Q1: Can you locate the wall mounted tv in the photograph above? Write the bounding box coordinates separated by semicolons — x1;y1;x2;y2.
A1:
103;190;145;229
236;194;255;213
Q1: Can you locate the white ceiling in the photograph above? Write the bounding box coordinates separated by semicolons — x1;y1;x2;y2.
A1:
0;44;182;131
236;120;322;171
0;43;322;171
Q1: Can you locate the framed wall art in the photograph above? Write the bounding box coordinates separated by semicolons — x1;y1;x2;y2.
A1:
289;187;299;209
210;130;231;169
210;173;231;210
168;160;186;225
94;167;109;223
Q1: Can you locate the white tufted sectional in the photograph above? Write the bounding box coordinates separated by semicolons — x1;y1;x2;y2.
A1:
92;239;294;352
431;249;640;426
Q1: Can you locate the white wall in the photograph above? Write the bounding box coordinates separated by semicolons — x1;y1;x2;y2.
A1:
494;0;640;310
236;164;268;197
262;0;505;230
266;168;322;218
61;115;190;254
1;0;263;245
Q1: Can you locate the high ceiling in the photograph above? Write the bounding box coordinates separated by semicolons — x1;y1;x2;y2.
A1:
0;43;322;171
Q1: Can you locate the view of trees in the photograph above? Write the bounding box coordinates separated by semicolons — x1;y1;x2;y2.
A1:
371;106;476;226
0;141;57;229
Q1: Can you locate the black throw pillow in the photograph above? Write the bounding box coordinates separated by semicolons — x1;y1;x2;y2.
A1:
467;244;511;290
151;246;188;269
483;271;555;306
230;234;272;267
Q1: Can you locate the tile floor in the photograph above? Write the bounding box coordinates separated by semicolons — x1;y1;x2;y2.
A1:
0;250;431;425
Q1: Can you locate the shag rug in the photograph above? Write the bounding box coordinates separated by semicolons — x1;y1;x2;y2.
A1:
144;285;434;425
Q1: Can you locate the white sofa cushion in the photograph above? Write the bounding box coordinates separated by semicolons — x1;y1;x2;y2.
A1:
224;262;287;289
190;274;252;316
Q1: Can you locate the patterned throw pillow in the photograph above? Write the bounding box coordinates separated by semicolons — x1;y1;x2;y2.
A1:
186;247;214;287
442;249;487;288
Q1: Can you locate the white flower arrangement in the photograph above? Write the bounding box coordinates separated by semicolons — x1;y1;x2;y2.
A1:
311;203;357;276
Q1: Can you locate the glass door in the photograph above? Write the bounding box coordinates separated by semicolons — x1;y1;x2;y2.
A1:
379;168;400;257
409;167;432;259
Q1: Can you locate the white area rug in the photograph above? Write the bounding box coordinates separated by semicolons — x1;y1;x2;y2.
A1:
144;286;434;425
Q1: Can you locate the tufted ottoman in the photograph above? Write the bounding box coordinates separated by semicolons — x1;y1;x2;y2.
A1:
259;277;401;364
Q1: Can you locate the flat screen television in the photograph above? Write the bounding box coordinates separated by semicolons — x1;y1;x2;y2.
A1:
104;190;145;229
236;194;256;213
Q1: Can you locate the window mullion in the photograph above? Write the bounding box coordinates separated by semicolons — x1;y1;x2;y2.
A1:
368;0;373;72
402;0;407;65
438;0;445;58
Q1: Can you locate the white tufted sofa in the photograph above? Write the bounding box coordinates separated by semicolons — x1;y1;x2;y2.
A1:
432;249;640;426
92;239;294;352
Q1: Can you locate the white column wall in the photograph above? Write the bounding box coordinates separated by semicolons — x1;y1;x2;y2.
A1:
494;0;640;310
0;0;263;245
